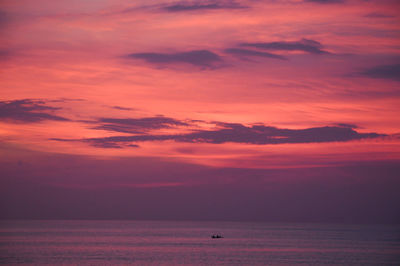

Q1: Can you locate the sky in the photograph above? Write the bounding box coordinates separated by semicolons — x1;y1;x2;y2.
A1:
0;0;400;223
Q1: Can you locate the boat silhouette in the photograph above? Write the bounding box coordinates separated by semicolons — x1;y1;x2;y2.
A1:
211;234;223;239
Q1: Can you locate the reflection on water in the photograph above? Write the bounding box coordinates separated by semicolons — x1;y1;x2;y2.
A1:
1;220;399;265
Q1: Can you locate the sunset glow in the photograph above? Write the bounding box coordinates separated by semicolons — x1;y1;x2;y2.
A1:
1;0;399;223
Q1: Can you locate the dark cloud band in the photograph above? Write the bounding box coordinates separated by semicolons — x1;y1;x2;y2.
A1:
359;64;400;81
53;121;385;148
92;116;188;134
241;39;329;54
0;99;69;123
163;1;247;12
125;50;222;68
224;48;287;60
305;0;345;3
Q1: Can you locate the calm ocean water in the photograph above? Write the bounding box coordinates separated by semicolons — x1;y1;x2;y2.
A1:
0;220;399;265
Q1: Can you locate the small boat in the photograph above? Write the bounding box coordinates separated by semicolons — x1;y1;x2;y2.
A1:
211;234;223;239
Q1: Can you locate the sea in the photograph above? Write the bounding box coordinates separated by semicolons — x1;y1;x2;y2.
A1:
0;220;399;265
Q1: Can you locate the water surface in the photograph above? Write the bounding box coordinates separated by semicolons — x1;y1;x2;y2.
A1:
1;220;399;265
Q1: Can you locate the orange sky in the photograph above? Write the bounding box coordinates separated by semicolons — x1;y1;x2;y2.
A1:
0;0;400;222
1;0;400;166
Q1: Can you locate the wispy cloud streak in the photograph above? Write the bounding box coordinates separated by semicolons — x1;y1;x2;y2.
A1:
224;48;287;60
363;12;395;18
241;39;329;54
92;116;188;134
